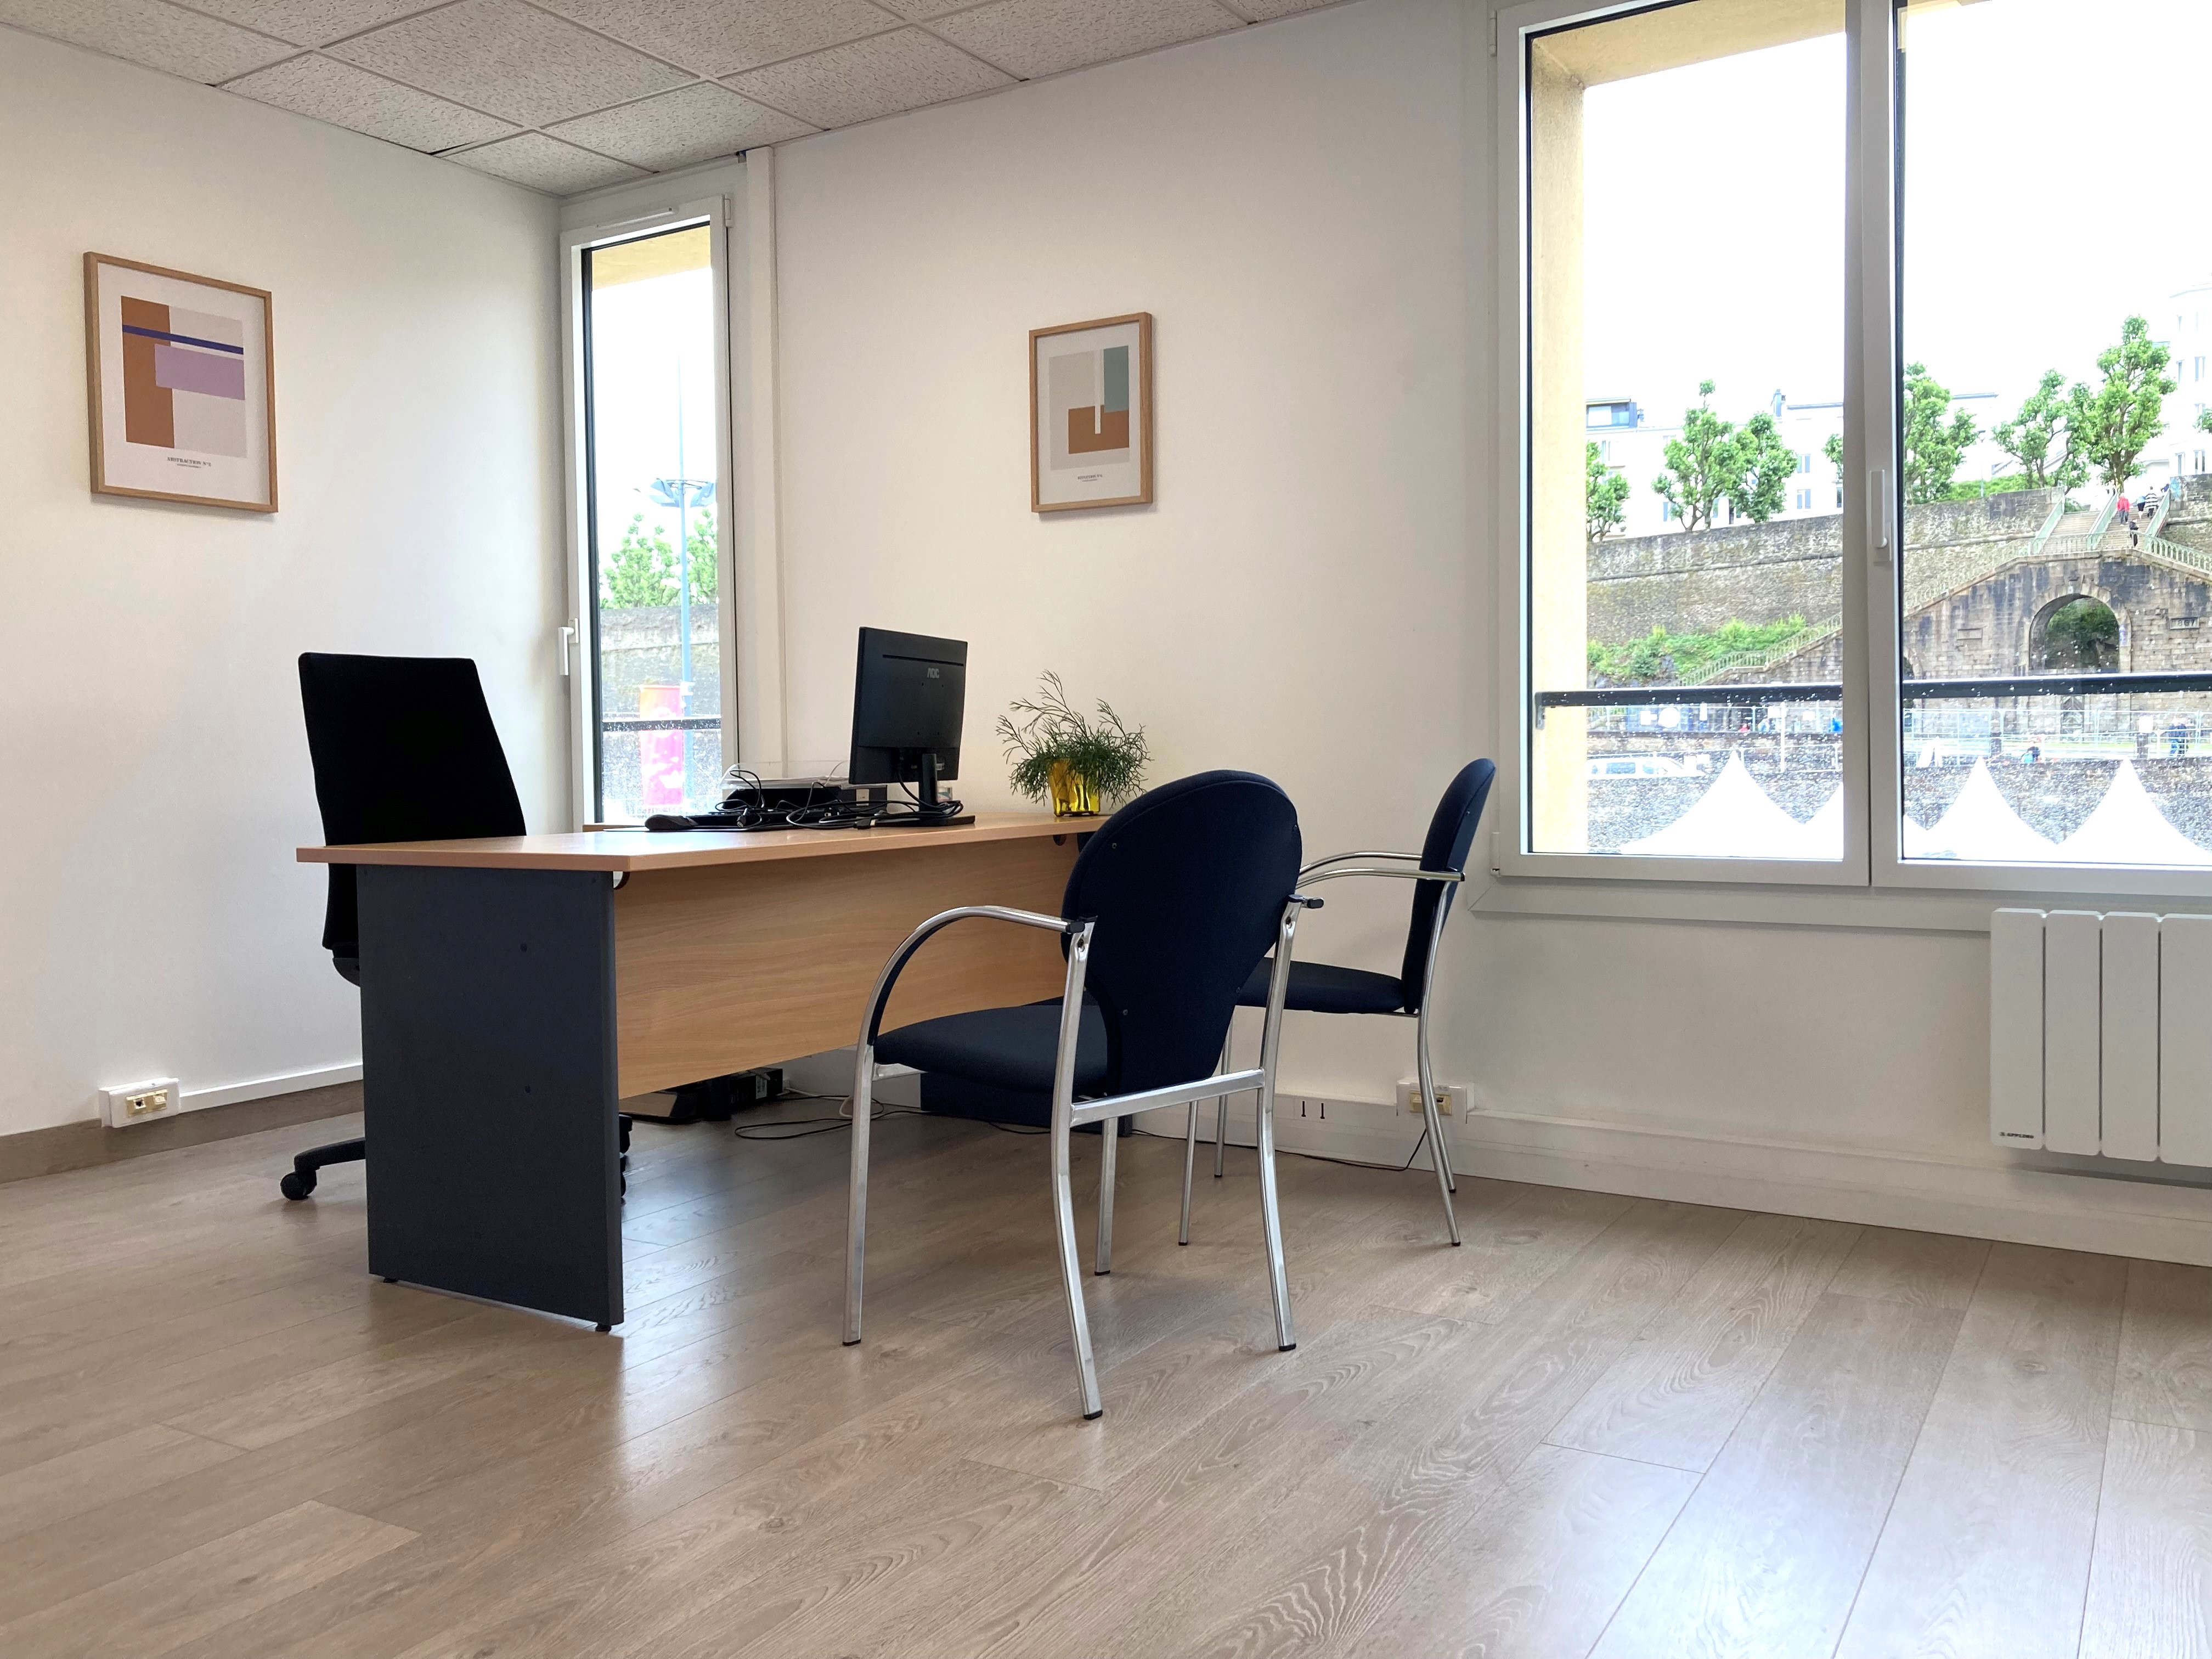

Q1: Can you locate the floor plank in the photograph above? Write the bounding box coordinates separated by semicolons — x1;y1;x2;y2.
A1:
0;1499;413;1659
1825;1226;1991;1310
1836;1243;2125;1659
1586;1290;1962;1659
2079;1418;2212;1659
1338;1444;1699;1659
2114;1259;2212;1431
1548;1211;1861;1471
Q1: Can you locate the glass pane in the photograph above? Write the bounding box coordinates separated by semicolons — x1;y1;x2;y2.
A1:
1898;0;2212;866
1527;0;1848;858
583;224;723;823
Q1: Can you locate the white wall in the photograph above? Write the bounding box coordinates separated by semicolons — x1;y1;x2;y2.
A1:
774;0;1470;1097
770;0;2212;1260
0;27;564;1137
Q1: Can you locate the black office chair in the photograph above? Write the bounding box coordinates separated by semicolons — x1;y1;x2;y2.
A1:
282;652;528;1201
1184;759;1497;1247
841;770;1315;1420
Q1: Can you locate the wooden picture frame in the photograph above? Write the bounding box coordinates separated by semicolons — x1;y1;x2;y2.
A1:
1030;312;1152;513
84;253;278;513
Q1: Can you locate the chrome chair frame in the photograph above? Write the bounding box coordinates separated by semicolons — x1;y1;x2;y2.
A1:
844;895;1318;1421
1184;852;1466;1246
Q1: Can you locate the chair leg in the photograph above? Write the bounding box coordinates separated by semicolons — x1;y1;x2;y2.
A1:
1213;1032;1233;1179
279;1136;364;1201
1415;1012;1462;1245
842;1045;876;1345
1254;1077;1295;1352
1179;1099;1198;1245
1096;1115;1118;1274
1052;1107;1104;1419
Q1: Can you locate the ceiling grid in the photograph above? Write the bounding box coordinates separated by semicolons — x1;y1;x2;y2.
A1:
0;0;1336;194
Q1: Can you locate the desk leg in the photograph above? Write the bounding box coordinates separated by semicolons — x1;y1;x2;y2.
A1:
357;865;623;1330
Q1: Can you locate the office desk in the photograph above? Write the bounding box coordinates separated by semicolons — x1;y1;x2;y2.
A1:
298;815;1082;1329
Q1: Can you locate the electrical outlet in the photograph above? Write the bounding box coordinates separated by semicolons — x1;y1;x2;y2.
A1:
1398;1079;1469;1118
99;1077;180;1128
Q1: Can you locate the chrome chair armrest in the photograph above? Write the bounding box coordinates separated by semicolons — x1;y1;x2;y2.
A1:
857;905;1086;1046
1297;865;1463;886
1297;849;1424;879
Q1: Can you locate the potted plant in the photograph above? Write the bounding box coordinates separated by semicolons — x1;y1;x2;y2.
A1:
997;672;1150;817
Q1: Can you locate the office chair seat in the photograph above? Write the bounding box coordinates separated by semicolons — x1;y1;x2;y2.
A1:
875;999;1110;1096
1234;959;1407;1017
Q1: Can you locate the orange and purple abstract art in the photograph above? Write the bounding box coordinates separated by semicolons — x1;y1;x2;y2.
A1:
119;295;249;457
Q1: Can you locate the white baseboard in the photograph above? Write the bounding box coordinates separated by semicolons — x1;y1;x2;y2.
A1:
1441;1109;2212;1267
1150;1092;2212;1268
178;1062;362;1115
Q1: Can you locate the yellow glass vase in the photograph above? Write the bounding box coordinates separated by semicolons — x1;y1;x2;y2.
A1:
1047;760;1101;818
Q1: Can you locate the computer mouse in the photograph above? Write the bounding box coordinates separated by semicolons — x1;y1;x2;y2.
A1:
644;814;697;832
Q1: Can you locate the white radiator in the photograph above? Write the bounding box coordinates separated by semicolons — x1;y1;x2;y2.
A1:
1990;909;2212;1162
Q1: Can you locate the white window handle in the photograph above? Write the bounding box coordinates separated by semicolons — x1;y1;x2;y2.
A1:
557;622;577;676
1868;468;1893;566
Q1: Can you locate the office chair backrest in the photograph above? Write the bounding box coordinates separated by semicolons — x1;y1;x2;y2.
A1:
1399;759;1497;1014
1063;770;1301;1096
298;652;526;964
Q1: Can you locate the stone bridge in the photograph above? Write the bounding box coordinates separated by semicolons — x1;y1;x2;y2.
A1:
1587;477;2212;684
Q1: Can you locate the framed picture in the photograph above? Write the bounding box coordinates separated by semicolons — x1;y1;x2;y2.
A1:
84;253;276;512
1030;312;1152;513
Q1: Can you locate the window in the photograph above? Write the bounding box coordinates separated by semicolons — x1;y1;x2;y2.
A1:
1587;398;1638;427
1504;0;2212;888
1519;0;1848;872
1894;0;2212;875
579;222;727;822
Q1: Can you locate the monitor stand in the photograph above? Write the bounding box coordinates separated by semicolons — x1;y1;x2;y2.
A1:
889;751;972;828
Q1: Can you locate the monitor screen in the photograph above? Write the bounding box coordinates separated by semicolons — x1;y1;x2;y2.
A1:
849;628;966;787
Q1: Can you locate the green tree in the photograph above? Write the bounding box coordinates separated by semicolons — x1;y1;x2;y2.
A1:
600;509;718;608
1901;363;1978;504
1822;431;1844;480
1995;369;2086;492
2067;316;2175;489
1585;442;1629;539
1653;381;1736;531
1727;410;1797;524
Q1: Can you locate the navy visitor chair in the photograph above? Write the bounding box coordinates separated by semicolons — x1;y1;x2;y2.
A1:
842;770;1316;1420
1184;759;1496;1247
284;653;529;1201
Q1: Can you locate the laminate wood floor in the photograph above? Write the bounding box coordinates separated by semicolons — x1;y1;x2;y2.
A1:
3;1103;2209;1658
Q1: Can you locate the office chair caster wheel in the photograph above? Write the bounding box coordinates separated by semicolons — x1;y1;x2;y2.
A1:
280;1170;315;1201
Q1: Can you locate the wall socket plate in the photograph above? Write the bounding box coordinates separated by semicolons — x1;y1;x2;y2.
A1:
1398;1078;1469;1118
99;1077;180;1128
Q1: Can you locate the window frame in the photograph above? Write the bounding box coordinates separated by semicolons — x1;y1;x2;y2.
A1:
558;194;737;829
1494;0;2212;900
1492;0;1874;888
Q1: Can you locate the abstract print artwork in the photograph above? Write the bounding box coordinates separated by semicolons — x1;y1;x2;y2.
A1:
86;255;276;512
1031;313;1152;512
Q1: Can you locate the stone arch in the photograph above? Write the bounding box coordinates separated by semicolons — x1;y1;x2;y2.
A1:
2031;592;2123;674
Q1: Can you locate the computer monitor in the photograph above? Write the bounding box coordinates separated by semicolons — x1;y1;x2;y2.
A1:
850;627;967;821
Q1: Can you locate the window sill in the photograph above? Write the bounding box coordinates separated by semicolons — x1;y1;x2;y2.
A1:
1470;871;2212;934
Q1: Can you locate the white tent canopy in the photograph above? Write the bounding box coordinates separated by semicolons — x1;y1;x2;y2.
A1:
1622;752;1825;860
1914;760;2057;862
2053;761;2212;866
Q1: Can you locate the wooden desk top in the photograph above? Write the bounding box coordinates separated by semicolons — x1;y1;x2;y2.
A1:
297;811;1086;874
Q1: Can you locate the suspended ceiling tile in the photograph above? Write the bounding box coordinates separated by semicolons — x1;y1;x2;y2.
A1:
870;0;980;16
726;26;1010;128
1228;0;1334;18
447;130;647;194
183;1;439;49
548;81;815;169
535;0;896;78
223;52;516;151
0;0;293;83
930;0;1243;81
328;0;691;126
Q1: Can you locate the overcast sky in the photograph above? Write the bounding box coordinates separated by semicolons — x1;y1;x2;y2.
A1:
1580;0;2212;449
